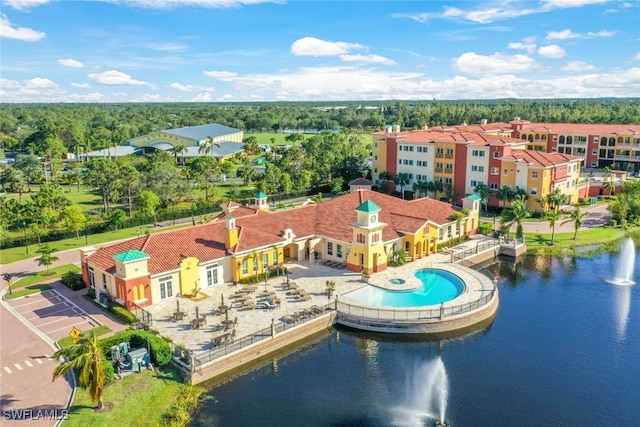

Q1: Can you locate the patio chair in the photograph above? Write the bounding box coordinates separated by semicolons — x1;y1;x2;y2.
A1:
282;314;296;323
311;305;323;314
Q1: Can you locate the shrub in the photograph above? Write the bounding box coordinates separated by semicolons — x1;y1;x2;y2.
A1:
87;286;96;299
61;271;85;291
479;221;493;235
109;304;137;324
609;219;618;227
100;330;172;366
102;355;115;383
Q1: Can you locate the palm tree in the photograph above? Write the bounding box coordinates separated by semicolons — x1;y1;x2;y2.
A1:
495;185;514;210
53;331;105;409
394;172;410;199
448;211;466;242
536;197;548;213
603;179;616;196
431;180;444;200
561;206;589;240
544;208;562;245
168;142;187;165
377;171;391;194
500;196;532;238
474;183;490;213
546;188;568;211
198;136;220;157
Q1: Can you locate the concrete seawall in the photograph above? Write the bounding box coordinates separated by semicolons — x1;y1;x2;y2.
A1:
187;312;336;385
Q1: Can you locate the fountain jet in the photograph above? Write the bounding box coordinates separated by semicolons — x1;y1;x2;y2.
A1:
608;238;636;286
395;356;448;426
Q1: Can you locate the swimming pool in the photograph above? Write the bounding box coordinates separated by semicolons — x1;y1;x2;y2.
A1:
345;269;465;307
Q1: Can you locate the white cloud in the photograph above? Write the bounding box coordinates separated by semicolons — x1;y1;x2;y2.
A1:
538;44;566;58
203;70;238;80
452;52;537;75
561;61;597;72
146;42;189;52
632;52;640;61
394;0;611;25
87;70;156;88
192;92;213;102
546;28;615;39
71;82;91;88
339;54;396;65
508;37;537;54
169;82;215;92
541;0;609;9
291;37;363;57
3;0;50;11
105;0;282;9
0;14;46;41
58;58;84;68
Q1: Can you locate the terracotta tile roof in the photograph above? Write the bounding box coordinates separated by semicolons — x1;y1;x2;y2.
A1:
233;226;285;253
520;122;640;135
394;130;524;146
503;150;582;168
88;190;462;275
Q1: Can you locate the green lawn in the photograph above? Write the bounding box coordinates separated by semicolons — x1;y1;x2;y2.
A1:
57;325;111;348
63;367;185;427
246;132;289;145
5;284;52;299
524;227;625;254
11;264;81;288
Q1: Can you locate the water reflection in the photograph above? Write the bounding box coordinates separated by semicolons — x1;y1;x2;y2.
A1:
613;284;632;342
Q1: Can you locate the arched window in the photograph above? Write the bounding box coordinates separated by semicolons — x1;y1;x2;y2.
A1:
600;136;608;146
567;136;573;144
534;134;540;141
618;137;624;144
528;134;533;142
541;134;547;141
559;135;565;144
521;134;528;140
609;137;616;146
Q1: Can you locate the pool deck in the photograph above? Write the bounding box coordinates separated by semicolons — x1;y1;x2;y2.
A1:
145;234;498;355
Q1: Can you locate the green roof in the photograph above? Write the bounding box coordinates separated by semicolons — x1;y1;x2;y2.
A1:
468;194;481;201
355;200;381;213
256;192;267;199
113;250;149;263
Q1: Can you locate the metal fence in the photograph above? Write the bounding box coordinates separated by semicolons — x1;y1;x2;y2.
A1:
173;301;335;371
336;289;496;323
131;302;153;329
451;239;500;262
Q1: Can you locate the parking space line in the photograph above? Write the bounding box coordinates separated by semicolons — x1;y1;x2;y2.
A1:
35;359;43;364
25;306;78;320
14;363;23;371
24;360;33;367
4;367;12;374
47;319;93;334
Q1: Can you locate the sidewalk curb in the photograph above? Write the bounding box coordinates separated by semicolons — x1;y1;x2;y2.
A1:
0;286;77;425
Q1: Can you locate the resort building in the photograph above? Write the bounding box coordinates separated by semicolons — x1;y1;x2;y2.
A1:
82;123;245;162
79;190;481;311
371;120;622;211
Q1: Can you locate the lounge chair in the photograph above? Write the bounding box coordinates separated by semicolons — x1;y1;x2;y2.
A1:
260;300;277;310
310;305;323;314
281;314;296;323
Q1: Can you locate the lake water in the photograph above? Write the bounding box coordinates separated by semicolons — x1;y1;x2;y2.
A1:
192;252;640;427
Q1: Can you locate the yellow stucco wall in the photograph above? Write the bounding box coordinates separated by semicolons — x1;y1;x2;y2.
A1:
115;258;149;279
234;248;282;282
179;257;200;296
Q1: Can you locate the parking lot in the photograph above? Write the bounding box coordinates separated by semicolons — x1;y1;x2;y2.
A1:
7;289;101;342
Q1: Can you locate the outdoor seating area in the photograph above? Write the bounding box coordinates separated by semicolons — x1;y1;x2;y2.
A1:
143;259;375;362
319;260;346;269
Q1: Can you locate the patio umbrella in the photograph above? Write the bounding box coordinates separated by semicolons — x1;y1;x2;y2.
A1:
195;306;199;320
225;309;229;323
221;294;225;308
176;299;180;313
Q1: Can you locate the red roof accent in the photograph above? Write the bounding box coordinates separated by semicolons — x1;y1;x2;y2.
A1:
503;150;582;167
87;191;460;276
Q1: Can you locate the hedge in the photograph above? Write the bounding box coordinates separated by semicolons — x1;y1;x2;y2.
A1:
61;271;85;291
100;330;172;367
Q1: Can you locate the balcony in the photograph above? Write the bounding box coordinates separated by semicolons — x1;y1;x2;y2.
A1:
435;153;444;159
445;154;454;159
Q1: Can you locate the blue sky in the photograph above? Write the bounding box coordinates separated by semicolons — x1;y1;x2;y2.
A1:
1;0;639;103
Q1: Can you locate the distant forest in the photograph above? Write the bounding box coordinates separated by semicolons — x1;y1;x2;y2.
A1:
1;98;639;153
